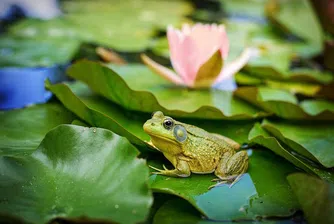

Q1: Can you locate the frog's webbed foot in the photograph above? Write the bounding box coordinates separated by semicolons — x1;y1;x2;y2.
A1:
149;165;168;173
209;174;243;189
208;180;228;190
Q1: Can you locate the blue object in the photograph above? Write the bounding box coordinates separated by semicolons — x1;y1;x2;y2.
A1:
0;64;68;110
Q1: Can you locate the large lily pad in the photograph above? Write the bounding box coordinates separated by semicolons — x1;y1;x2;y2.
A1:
248;123;334;183
235;87;334;120
46;81;147;146
287;173;334;224
0;103;75;156
47;81;255;147
8;0;192;52
262;120;334;168
153;198;296;224
0;36;79;67
219;0;268;20
153;198;224;224
0;125;152;224
266;0;323;48
67;61;267;119
224;19;323;76
148;149;300;221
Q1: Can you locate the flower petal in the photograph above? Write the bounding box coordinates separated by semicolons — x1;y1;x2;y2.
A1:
140;54;184;85
191;24;229;60
167;25;197;84
193;49;223;88
214;47;259;84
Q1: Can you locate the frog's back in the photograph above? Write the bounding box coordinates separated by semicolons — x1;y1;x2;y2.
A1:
180;123;234;173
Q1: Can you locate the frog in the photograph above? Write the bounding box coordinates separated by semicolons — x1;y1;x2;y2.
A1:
143;111;249;189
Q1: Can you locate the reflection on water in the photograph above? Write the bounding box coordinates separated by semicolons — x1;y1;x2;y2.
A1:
195;173;257;221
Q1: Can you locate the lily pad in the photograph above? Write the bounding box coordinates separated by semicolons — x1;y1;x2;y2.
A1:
0;36;79;67
62;0;193;30
153;199;223;224
248;123;334;183
287;173;334;224
0;125;152;224
235;73;333;98
0;103;75;156
153;198;297;224
8;0;192;52
235;87;334;120
148;149;300;221
220;0;268;20
47;81;255;147
67;61;267;119
262;119;334;168
46;81;147;147
224;19;323;75
266;0;323;47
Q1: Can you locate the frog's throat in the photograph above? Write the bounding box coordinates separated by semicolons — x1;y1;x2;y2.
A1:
149;134;181;147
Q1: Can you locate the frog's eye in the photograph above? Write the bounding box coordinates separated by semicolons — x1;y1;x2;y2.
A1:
163;118;174;130
173;125;187;143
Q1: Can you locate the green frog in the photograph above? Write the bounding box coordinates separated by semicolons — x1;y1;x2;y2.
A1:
143;111;249;189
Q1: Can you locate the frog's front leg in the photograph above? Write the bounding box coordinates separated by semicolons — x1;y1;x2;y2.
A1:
210;150;248;189
149;159;191;177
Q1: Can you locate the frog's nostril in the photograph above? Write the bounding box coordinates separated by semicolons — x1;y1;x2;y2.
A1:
151;123;155;126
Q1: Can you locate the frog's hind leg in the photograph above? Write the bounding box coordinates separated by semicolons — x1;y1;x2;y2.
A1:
209;151;248;189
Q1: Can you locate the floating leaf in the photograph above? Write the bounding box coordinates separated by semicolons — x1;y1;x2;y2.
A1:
0;103;75;156
266;0;323;47
248;123;334;183
262;119;334;168
152;198;295;224
287;173;334;224
0;36;79;67
220;0;268;19
47;81;255;147
8;0;192;52
148;149;299;221
0;125;152;224
46;81;147;146
235;87;334;120
67;61;267;119
153;199;223;224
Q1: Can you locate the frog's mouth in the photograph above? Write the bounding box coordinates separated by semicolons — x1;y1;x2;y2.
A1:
148;133;176;144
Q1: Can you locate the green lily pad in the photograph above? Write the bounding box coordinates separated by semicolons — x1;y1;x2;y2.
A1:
0;125;152;224
265;80;322;97
287;173;334;224
8;0;192;52
148;149;300;221
235;87;334;120
0;103;75;156
67;61;267;119
235;72;264;85
46;81;147;147
0;36;79;67
220;0;268;19
235;73;333;98
262;120;334;168
62;0;193;30
248;123;334;183
47;81;255;147
153;198;224;224
153;198;297;224
150;37;170;58
266;0;323;47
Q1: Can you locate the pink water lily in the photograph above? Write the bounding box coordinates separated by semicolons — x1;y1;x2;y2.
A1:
141;23;256;89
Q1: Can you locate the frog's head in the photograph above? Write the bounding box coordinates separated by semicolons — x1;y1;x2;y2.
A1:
143;111;188;154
